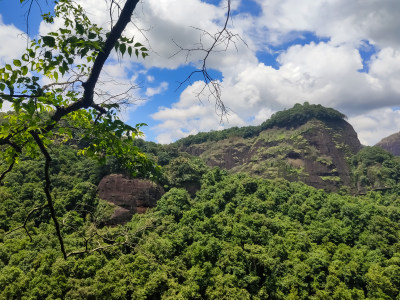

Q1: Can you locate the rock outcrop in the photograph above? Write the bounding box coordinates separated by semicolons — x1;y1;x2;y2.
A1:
376;131;400;156
181;119;362;192
98;174;164;225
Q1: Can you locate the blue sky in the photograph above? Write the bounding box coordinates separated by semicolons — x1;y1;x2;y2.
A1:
1;0;400;145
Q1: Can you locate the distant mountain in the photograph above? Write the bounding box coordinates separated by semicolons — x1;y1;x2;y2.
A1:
376;131;400;156
177;103;362;192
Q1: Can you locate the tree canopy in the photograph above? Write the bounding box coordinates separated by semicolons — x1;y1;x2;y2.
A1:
1;157;400;298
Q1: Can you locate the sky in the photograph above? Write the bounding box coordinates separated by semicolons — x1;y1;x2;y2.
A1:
1;0;400;145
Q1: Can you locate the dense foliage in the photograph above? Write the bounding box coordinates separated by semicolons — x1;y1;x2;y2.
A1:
175;125;261;147
351;146;400;192
260;102;346;131
1;150;400;298
0;145;105;234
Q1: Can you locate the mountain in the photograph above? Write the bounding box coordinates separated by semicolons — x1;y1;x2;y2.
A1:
2;105;400;299
376;131;400;156
177;103;362;192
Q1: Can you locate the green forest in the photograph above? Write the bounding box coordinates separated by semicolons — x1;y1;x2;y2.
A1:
1;141;400;299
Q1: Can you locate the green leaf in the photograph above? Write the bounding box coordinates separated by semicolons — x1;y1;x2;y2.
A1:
76;22;85;35
0;83;5;91
128;46;132;57
54;71;59;81
5;64;12;71
45;51;52;59
42;36;56;47
13;59;21;67
21;66;28;76
134;42;142;47
22;100;36;115
135;49;139;58
80;47;89;58
28;49;36;58
119;43;126;56
88;32;97;39
60;28;71;35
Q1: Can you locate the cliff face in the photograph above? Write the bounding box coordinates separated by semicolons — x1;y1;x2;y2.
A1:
98;174;164;225
181;119;362;192
376;131;400;156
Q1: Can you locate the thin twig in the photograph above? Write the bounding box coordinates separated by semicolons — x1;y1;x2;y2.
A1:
172;0;246;119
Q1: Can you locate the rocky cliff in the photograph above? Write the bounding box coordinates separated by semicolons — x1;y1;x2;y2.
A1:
98;174;164;225
181;118;361;192
376;131;400;156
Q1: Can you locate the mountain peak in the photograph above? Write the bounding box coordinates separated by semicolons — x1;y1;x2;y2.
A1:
376;131;400;156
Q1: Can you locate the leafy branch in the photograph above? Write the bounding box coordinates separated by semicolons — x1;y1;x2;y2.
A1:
0;0;155;259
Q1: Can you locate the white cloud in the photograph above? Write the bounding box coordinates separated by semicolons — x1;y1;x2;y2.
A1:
349;108;400;145
148;0;400;144
145;81;168;97
0;15;27;66
96;61;144;121
151;80;247;143
152;39;400;143
254;0;400;48
11;0;400;145
0;15;29;112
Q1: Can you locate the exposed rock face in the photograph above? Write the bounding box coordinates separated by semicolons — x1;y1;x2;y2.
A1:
376;131;400;156
182;119;362;192
98;174;164;225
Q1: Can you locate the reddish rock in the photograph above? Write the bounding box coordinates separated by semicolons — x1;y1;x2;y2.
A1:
98;174;164;225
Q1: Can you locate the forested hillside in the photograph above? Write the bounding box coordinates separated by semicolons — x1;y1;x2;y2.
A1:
2;104;400;299
1;156;400;298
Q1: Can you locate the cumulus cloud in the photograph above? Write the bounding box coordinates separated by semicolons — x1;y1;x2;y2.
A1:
0;15;28;112
254;0;400;47
7;0;400;145
145;81;168;97
152;40;400;143
0;15;27;66
349;108;400;145
151;81;246;143
149;0;400;144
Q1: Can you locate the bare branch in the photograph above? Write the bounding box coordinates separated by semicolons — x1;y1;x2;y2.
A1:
6;204;49;241
172;0;246;119
0;159;16;185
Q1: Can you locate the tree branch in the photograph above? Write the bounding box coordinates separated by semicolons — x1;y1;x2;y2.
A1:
31;131;67;259
172;0;245;119
0;160;16;185
48;0;140;129
5;204;49;241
